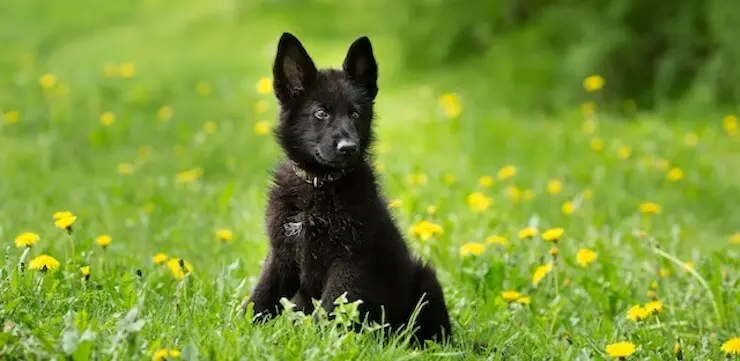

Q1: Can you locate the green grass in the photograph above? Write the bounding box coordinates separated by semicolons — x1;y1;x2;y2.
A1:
1;1;739;360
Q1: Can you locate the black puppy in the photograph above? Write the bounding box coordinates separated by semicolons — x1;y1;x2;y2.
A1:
244;32;452;345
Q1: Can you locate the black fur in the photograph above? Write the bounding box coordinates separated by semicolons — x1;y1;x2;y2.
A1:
244;32;452;345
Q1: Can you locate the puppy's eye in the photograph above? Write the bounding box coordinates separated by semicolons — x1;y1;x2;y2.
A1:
350;111;360;119
314;109;330;120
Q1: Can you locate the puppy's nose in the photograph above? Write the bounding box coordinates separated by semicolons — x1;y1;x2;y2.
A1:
336;139;358;155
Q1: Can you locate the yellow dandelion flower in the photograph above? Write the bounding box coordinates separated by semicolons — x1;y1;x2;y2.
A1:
486;235;509;247
684;132;699;146
152;348;181;361
659;267;671;278
518;227;537;240
99;111;115;126
497;165;516;181
29;254;61;272
605;341;636;358
722;337;740;356
549;246;560;256
505;186;521;203
644;300;663;315
582;189;593;200
442;173;457;185
466;192;493;213
646;290;656;299
202;121;218;134
118;163;134;175
581;101;597;117
254;120;272;136
55;214;77;231
546;180;563;195
627;304;649;322
515;296;531;305
14;232;40;248
80;266;90;279
674;342;682;358
409;220;443;241
39;73;57;88
406;173;428;187
158;105;173;122
167;258;193;280
723;115;738;135
478;175;494;188
561;201;576;215
103;63;121;78
542;227;564;243
4;110;20;124
730;232;740;245
438;93;462;118
195;81;212;97
639;202;662;215
500;291;521;302
459;242;485;257
590;138;604;152
666;167;684;182
388;199;402;209
53;211;74;220
576;248;597;267
95;234;112;249
582;119;597;134
120;63;136;78
216;229;233;242
256;77;273;94
617;146;632;160
175;168;203;184
532;262;553;287
426;205;437;215
153;253;169;265
583;74;604;92
254;99;270;114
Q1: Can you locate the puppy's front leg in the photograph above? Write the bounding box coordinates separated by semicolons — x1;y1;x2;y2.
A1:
319;260;375;325
244;249;299;319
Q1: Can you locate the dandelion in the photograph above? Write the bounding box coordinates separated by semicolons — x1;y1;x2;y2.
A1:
388;199;402;209
118;163;134;175
659;268;671;278
167;258;193;280
256;77;273;94
562;201;575;215
80;266;90;280
518;227;537;240
723;115;738;135
216;229;233;242
195;81;212;97
119;63;136;78
99;111;115;126
4;110;20;124
644;300;663;315
406;173;428;187
549;246;560;256
39;73;57;88
617;146;632;160
639;202;662;215
721;337;740;356
438;93;462;118
478;175;494;188
532;262;553;287
505;186;521;203
542;227;564;243
582;189;593;200
95;234;112;249
486;235;509;247
674;342;683;360
14;232;40;248
254;121;271;136
666;167;684;182
152;348;181;361
605;341;636;358
153;253;169;265
684;132;699;146
409;220;443;241
583;75;604;92
466;192;493;213
650;281;658;290
158;105;173;121
627;304;649;322
730;233;740;245
175;168;203;184
500;291;521;302
576;248;597;267
29;254;60;272
547;180;563;195
515;296;531;305
53;211;74;220
497;165;516;181
442;173;456;185
54;213;77;232
590;138;604;152
459;242;485;257
581;102;597;117
425;205;437;215
254;99;270;114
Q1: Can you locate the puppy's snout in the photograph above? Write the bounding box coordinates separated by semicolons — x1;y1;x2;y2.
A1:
336;139;358;156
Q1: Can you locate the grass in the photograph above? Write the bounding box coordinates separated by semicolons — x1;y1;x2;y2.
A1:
1;1;739;360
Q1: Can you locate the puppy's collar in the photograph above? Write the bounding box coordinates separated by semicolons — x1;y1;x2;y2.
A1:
291;162;351;188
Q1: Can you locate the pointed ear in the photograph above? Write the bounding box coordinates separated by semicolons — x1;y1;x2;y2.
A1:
272;32;318;103
342;36;378;99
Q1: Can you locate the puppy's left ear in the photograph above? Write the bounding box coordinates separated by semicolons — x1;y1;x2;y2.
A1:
342;36;378;99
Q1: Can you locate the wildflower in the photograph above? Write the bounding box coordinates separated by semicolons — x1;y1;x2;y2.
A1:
582;189;593;200
590;138;604;152
666;167;684;182
674;342;683;360
581;102;596;117
195;81;212;97
644;300;663;315
39;73;57;88
583;74;604;92
118;163;134;175
29;254;61;272
152;348;181;361
515;296;531;305
478;175;494;188
605;341;636;358
466;192;493;213
442;173;456;185
562;201;575;215
486;235;509;247
425;205;437;215
497;165;516;181
627;304;649;322
659;268;671;278
80;266;90;280
684;132;699;146
216;229;233;242
256;77;273;94
438;93;462;118
518;227;537;240
730;233;740;244
406;173;428;187
95;234;112;249
542;227;564;243
54;213;77;231
549;246;560;256
167;258;193;280
120;63;136;78
388;199;402;209
724;115;738;135
617;146;632;160
158;105;173;121
576;248;597;267
4;110;19;124
639;202;662;215
99;111;115;126
254;99;270;114
500;291;521;302
547;180;563;195
409;220;443;241
582;119;597;134
14;232;40;248
53;211;74;220
153;253;169;265
532;262;553;287
646;290;656;299
459;242;485;257
254;120;271;136
505;186;521;202
202;121;218;134
175;168;203;184
650;281;658;290
722;337;740;356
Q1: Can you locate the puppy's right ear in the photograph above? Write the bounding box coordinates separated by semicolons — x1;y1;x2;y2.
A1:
272;33;317;104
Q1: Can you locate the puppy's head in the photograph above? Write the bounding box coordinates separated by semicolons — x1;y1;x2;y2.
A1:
271;32;378;172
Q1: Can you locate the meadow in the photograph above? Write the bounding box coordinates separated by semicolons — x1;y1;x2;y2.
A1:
1;1;739;360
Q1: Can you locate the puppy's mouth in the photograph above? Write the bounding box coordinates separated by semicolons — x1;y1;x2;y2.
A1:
315;148;359;169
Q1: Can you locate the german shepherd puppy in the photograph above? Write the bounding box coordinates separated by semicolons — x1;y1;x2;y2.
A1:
244;32;452;345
